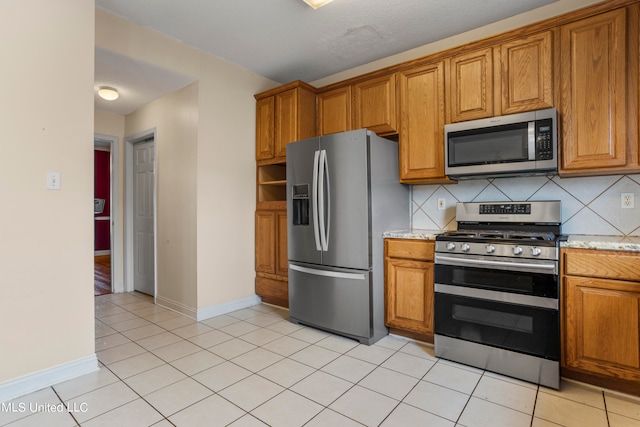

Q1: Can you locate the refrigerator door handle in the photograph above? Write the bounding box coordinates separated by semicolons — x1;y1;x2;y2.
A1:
318;149;330;251
312;150;321;251
289;264;366;280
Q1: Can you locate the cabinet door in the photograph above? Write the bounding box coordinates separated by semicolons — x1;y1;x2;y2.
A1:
318;86;351;135
500;31;553;114
449;47;494;122
255;211;275;274
563;275;640;382
275;210;288;277
256;97;275;161
275;89;298;159
398;62;447;182
385;258;434;335
560;9;627;172
354;74;397;135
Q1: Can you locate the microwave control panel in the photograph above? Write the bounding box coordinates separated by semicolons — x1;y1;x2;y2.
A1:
535;118;554;160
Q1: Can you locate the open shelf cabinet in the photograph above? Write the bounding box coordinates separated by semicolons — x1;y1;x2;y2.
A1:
257;163;287;203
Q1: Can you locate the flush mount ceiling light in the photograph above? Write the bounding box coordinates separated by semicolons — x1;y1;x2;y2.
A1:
98;86;119;101
302;0;334;9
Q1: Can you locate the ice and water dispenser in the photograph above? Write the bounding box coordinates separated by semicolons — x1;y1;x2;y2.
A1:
292;184;309;226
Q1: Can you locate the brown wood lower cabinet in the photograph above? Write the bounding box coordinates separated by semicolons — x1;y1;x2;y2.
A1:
255;203;288;308
561;248;640;395
384;239;435;343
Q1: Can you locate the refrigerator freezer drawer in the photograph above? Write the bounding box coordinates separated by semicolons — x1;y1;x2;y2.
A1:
288;263;371;342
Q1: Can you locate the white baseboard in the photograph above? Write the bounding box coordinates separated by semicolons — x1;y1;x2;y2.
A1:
196;295;262;321
155;295;197;319
94;250;111;256
0;354;98;403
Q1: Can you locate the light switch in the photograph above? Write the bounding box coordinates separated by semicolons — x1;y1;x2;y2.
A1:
47;172;61;190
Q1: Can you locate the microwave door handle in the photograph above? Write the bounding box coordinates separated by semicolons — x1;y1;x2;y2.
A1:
528;121;536;160
312;150;321;251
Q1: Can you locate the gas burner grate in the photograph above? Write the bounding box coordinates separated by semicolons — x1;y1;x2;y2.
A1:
478;231;507;239
444;231;479;238
439;230;558;242
507;231;556;241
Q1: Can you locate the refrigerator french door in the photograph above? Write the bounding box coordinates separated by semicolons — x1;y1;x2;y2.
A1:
287;129;409;344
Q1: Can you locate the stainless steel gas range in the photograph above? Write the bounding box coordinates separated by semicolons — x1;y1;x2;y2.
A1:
434;200;564;389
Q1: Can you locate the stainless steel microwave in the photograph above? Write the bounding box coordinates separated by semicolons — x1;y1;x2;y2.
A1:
444;108;557;179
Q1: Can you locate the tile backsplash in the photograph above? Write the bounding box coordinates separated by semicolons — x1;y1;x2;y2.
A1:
411;174;640;236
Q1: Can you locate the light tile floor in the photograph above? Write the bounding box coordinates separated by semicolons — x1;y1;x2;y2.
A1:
2;292;640;427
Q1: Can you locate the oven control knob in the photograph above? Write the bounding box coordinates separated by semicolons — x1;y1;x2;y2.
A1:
461;243;471;252
446;242;456;251
531;247;542;256
513;246;523;255
485;245;495;253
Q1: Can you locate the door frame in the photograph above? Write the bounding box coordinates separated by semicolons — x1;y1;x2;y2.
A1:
124;128;158;298
94;133;120;293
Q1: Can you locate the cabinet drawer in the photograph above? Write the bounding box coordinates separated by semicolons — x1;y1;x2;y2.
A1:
386;239;434;261
563;249;640;282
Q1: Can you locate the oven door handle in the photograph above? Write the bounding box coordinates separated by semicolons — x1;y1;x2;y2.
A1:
435;283;558;309
435;254;557;273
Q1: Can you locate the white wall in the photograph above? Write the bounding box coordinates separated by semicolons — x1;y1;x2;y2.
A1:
96;9;278;314
125;83;199;310
0;1;95;384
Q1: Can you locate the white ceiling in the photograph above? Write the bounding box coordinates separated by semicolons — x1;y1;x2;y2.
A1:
94;47;196;115
94;0;558;115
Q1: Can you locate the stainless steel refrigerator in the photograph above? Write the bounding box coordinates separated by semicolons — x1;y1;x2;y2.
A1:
286;129;409;345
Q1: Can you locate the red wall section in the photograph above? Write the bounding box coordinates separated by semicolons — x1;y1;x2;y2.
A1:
94;150;111;251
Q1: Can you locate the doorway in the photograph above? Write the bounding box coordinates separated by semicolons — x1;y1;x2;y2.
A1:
94;134;119;295
125;132;156;297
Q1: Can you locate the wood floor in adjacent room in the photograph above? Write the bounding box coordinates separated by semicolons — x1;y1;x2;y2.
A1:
95;254;111;296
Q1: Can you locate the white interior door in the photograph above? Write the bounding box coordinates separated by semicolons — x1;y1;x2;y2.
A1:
133;138;155;295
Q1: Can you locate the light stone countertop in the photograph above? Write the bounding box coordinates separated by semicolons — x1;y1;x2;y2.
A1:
561;235;640;253
383;230;640;253
383;229;444;240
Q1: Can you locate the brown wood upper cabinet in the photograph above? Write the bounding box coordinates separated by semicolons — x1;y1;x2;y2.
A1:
255;96;275;161
354;73;398;135
448;31;555;122
398;61;450;183
318;73;398;136
499;31;554;114
317;86;352;136
559;6;640;175
255;81;317;164
448;47;495;122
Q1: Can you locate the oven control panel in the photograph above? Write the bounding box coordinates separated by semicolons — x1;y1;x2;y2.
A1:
456;200;562;224
479;203;530;215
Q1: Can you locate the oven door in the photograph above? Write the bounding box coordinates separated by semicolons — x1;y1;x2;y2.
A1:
433;256;559;360
434;286;559;360
434;253;558;298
